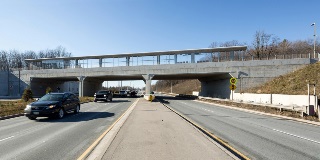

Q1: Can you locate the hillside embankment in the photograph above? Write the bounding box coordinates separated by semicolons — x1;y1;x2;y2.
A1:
156;62;320;96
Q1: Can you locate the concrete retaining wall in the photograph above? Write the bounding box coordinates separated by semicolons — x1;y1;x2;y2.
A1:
233;93;316;107
0;71;8;96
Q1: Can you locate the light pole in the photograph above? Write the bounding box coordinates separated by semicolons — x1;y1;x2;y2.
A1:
311;23;316;58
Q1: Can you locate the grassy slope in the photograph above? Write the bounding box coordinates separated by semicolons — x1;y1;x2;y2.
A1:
157;79;201;94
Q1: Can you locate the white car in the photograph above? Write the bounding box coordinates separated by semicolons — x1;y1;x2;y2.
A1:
136;91;145;97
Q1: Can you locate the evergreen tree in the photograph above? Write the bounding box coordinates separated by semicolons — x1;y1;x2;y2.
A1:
22;88;33;102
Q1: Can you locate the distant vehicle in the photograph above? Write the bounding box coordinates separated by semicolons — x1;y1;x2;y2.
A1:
24;92;80;120
119;90;127;97
130;90;137;97
136;91;145;97
94;90;113;102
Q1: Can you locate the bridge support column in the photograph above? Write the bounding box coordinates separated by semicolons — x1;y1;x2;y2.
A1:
157;55;160;65
99;58;102;67
78;77;103;97
230;51;234;61
174;55;177;64
126;57;130;66
78;76;86;97
142;74;154;94
191;53;195;63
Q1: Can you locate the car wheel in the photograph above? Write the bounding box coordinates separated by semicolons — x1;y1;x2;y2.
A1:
74;105;80;114
110;98;112;102
57;108;65;119
28;116;37;120
94;100;97;102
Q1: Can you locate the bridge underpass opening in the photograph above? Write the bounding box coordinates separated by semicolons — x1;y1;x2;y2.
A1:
150;72;234;98
30;72;234;98
102;80;147;91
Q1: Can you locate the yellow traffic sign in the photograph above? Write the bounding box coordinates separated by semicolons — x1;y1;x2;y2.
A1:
230;78;237;84
229;84;237;90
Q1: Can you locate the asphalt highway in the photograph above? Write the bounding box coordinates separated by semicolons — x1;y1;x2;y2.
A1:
158;96;320;160
0;98;136;160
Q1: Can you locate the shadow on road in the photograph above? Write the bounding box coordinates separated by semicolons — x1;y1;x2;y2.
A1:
35;111;115;123
156;95;197;104
93;99;130;103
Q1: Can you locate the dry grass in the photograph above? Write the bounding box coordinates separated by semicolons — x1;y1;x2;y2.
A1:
157;79;201;94
0;100;30;117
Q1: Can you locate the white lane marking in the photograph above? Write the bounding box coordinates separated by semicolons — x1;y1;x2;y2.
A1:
0;136;14;142
273;129;320;145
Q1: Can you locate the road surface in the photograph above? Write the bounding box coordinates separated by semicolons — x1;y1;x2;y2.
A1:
159;96;320;160
0;98;136;160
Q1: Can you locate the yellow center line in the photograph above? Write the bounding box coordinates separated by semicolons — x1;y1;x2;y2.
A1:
77;98;139;160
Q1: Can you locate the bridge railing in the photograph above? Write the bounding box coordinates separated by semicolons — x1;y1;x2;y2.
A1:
21;52;317;70
206;52;315;63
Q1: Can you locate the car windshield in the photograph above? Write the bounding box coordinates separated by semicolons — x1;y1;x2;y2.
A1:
98;91;110;94
38;94;64;101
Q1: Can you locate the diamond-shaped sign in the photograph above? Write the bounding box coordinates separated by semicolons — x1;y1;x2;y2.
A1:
229;84;237;90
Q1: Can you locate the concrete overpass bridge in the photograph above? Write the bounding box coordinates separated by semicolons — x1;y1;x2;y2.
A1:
4;46;317;98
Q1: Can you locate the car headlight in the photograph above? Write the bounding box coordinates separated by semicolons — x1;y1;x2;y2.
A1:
25;105;31;110
104;95;107;97
94;93;96;97
47;105;56;109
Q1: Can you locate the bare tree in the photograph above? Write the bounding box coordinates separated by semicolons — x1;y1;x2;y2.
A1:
252;30;272;58
0;51;9;71
220;40;245;47
38;46;72;58
266;36;280;56
7;50;22;69
277;39;291;55
0;46;72;70
290;40;313;55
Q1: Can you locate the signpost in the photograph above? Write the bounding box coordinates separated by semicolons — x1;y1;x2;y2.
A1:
230;77;237;100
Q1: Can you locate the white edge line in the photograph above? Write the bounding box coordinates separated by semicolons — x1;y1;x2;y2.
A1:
0;136;15;142
273;129;320;145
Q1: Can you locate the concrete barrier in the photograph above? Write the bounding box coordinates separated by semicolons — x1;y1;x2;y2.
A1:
231;93;318;116
144;94;155;101
232;93;317;107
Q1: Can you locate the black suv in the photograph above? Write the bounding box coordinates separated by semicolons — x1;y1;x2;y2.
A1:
24;92;80;120
94;90;113;102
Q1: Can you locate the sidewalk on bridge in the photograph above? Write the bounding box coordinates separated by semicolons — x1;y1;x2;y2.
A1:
91;98;234;160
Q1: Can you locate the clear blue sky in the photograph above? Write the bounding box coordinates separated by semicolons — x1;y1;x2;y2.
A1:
1;0;319;56
1;0;319;89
